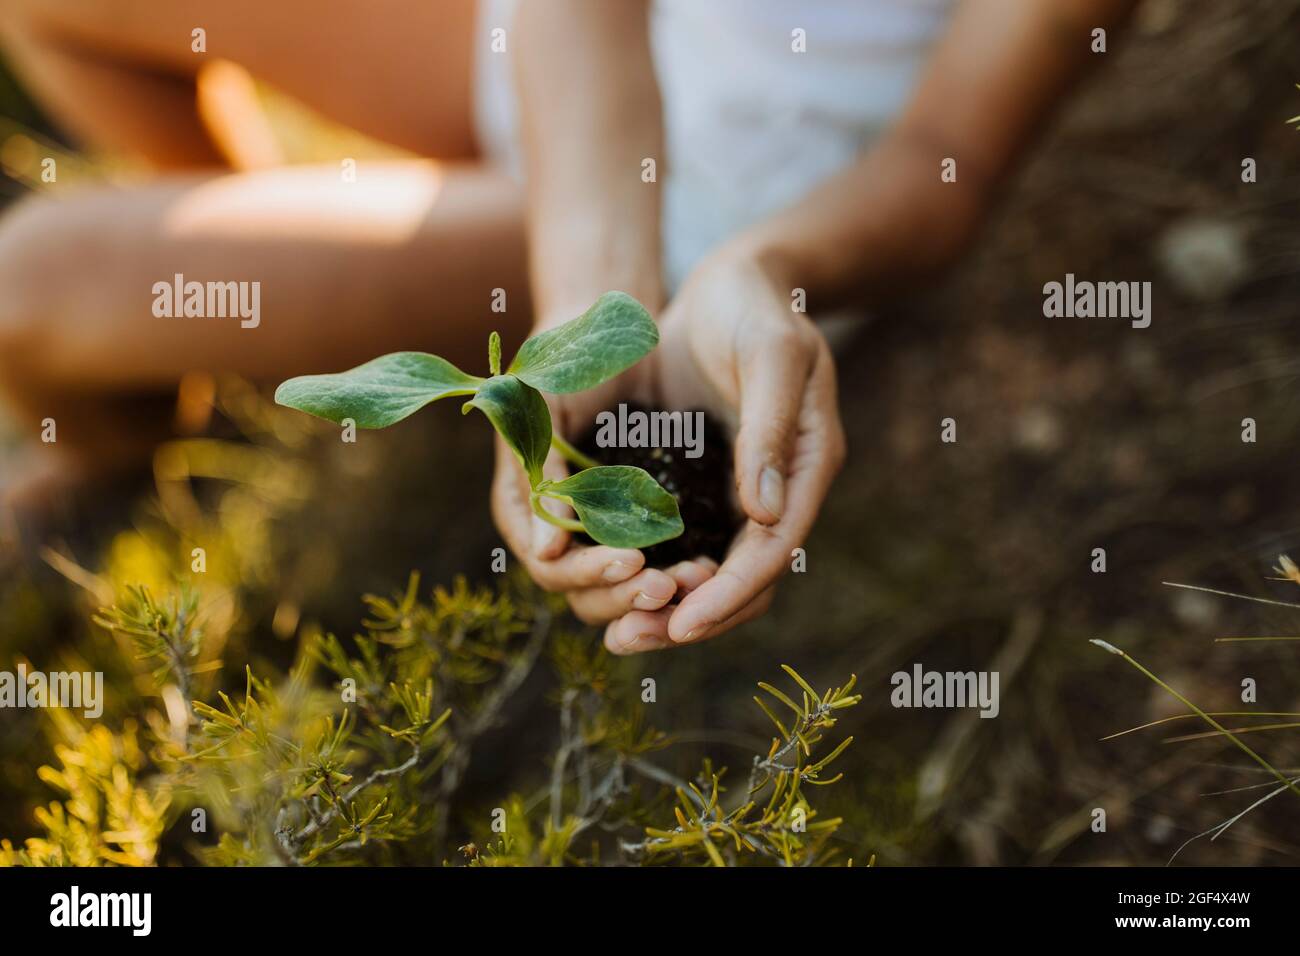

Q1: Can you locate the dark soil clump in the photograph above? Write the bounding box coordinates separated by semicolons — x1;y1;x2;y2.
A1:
576;404;737;566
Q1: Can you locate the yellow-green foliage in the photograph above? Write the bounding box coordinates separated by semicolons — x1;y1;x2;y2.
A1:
3;572;861;867
0;383;863;867
635;668;861;867
1;714;169;867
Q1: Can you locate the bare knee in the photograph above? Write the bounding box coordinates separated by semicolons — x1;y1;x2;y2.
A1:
0;0;47;39
0;0;29;25
0;195;63;381
0;0;154;72
0;195;45;328
0;0;104;36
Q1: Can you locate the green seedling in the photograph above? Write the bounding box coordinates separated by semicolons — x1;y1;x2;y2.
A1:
274;292;683;549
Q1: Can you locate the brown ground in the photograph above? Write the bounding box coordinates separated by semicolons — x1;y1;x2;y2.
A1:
2;0;1300;865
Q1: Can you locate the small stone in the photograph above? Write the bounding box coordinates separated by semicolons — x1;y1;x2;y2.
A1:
1157;216;1250;302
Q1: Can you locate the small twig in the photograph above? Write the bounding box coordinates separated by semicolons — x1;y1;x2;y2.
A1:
550;688;579;828
432;606;551;848
294;745;419;844
748;702;832;793
625;757;709;814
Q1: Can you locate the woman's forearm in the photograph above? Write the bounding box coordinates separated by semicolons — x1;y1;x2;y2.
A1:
736;0;1140;310
513;0;664;328
735;127;990;307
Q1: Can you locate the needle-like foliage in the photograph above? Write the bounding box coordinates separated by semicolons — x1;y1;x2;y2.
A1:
4;574;861;867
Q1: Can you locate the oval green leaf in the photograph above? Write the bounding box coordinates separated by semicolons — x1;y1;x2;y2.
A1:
275;352;482;428
463;375;552;486
545;465;683;549
508;292;658;394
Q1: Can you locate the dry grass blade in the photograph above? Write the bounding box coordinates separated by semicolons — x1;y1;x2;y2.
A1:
1091;639;1300;802
1101;711;1300;741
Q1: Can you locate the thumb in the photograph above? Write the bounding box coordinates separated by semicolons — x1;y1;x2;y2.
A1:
734;343;812;525
531;446;572;559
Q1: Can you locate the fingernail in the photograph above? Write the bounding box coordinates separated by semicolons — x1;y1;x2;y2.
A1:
532;515;558;555
610;630;654;654
619;633;659;654
602;560;638;583
678;621;715;644
759;466;784;520
633;590;669;611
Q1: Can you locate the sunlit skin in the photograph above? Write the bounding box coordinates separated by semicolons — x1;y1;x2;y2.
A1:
0;0;1137;650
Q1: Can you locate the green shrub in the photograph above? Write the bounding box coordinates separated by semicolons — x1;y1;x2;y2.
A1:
3;571;861;867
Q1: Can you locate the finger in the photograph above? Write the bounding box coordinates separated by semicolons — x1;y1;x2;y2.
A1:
492;453;645;590
593;558;718;623
529;444;574;559
663;557;718;597
668;351;843;643
492;439;551;558
601;559;722;653
671;585;774;646
524;545;646;592
491;435;559;559
603;608;675;655
566;567;678;625
607;582;772;654
734;327;816;525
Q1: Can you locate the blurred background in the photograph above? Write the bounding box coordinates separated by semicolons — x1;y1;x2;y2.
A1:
2;0;1300;865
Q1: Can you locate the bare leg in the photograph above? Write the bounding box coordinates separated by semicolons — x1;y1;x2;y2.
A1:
0;0;480;164
0;162;529;464
0;0;517;533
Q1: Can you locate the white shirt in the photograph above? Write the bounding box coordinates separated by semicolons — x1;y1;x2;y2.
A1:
475;0;954;293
